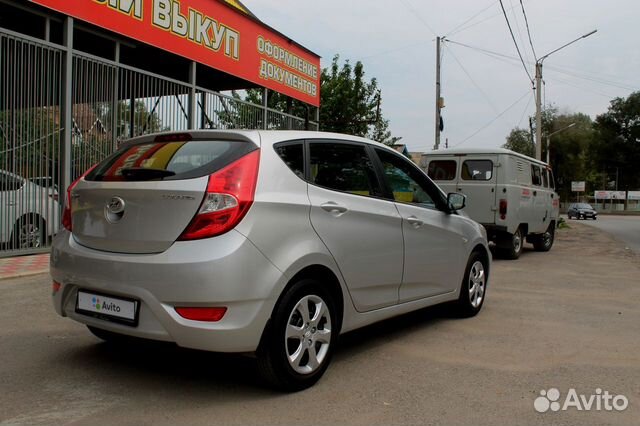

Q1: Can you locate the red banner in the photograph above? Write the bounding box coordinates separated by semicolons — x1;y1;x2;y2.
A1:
30;0;320;106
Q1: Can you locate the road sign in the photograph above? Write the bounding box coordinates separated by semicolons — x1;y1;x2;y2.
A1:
571;181;586;192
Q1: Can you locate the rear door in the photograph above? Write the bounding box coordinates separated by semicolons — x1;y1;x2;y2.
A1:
530;164;547;233
72;137;257;254
307;140;404;312
456;156;498;225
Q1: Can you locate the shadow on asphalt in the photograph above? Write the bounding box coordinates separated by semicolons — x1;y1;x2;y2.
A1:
56;302;464;395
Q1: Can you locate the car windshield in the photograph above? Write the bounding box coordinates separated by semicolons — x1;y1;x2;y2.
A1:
576;203;593;209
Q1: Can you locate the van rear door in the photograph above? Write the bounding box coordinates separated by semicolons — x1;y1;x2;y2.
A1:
455;155;498;225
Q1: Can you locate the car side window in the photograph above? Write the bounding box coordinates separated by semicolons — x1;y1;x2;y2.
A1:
461;160;493;181
274;142;304;179
531;165;542;186
427;160;456;181
375;149;443;210
0;174;24;192
309;142;383;198
542;169;549;188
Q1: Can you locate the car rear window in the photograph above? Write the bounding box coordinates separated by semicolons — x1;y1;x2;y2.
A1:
427;160;456;181
86;140;256;181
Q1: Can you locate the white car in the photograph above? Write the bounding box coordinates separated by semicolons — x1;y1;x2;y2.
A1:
1;170;60;249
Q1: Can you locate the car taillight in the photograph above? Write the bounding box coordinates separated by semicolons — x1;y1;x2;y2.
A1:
62;165;98;232
499;199;507;220
175;307;227;322
178;149;260;240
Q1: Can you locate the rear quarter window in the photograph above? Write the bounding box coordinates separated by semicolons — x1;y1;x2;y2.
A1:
87;140;256;181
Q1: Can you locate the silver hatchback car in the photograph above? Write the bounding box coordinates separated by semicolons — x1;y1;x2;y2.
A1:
51;130;490;390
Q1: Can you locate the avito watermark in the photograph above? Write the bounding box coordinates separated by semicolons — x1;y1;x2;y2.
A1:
535;388;629;413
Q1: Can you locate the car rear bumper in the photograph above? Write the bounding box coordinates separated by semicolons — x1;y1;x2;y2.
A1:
50;229;285;353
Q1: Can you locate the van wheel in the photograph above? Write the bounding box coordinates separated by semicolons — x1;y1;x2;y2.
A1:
500;228;523;260
454;251;488;317
533;223;555;252
257;279;337;391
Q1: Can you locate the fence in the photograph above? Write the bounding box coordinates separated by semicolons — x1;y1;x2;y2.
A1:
0;27;318;257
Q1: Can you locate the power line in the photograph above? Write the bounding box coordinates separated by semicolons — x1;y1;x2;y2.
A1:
445;43;500;114
517;91;534;127
453;90;532;147
519;0;537;60
447;39;639;91
448;1;524;37
399;0;438;37
445;1;498;37
508;0;532;66
498;0;534;84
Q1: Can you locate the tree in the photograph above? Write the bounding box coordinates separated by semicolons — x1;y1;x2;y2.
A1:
503;128;534;157
590;91;640;193
319;55;400;144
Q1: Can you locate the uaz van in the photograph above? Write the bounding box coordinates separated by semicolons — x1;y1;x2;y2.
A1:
422;148;559;259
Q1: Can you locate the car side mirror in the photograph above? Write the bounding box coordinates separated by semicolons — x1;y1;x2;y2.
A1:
447;192;466;211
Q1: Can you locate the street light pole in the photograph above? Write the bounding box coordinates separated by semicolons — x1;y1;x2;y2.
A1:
546;122;576;164
535;29;597;160
434;36;442;150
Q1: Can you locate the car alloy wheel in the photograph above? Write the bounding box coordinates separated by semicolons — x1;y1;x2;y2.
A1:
468;261;486;309
257;279;337;391
285;295;332;375
455;251;488;317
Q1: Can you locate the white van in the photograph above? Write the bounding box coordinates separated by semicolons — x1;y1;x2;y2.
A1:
421;148;560;259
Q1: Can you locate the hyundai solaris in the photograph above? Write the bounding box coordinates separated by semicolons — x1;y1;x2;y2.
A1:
51;130;490;391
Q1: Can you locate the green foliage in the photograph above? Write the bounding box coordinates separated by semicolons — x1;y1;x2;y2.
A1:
589;91;640;191
319;55;400;145
0;108;60;178
503;128;534;157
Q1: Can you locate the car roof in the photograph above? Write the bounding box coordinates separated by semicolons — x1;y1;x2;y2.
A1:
122;130;399;154
422;147;549;166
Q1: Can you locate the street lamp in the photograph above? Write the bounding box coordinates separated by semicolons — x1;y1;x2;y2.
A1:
546;122;576;163
535;29;597;160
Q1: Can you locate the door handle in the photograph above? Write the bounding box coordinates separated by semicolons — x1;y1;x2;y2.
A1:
7;202;16;206
407;216;424;228
320;202;348;214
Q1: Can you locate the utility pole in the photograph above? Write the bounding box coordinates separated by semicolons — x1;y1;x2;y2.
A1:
534;29;597;160
535;62;543;160
434;36;442;150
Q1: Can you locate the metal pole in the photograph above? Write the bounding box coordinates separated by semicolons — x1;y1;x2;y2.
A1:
188;61;197;129
262;87;268;130
111;41;120;150
434;36;441;150
535;62;543;160
546;135;550;164
61;17;73;191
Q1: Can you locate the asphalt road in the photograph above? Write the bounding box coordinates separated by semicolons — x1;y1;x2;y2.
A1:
571;214;640;253
1;224;639;426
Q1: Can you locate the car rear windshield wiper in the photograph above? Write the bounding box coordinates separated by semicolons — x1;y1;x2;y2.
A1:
120;167;176;181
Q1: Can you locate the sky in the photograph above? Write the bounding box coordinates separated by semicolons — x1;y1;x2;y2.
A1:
245;0;640;152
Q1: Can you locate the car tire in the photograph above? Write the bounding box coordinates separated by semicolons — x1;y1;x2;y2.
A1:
500;227;523;260
533;223;555;252
257;279;338;392
11;215;46;249
454;251;488;317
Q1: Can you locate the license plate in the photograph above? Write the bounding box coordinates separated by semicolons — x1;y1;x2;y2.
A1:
76;290;139;326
